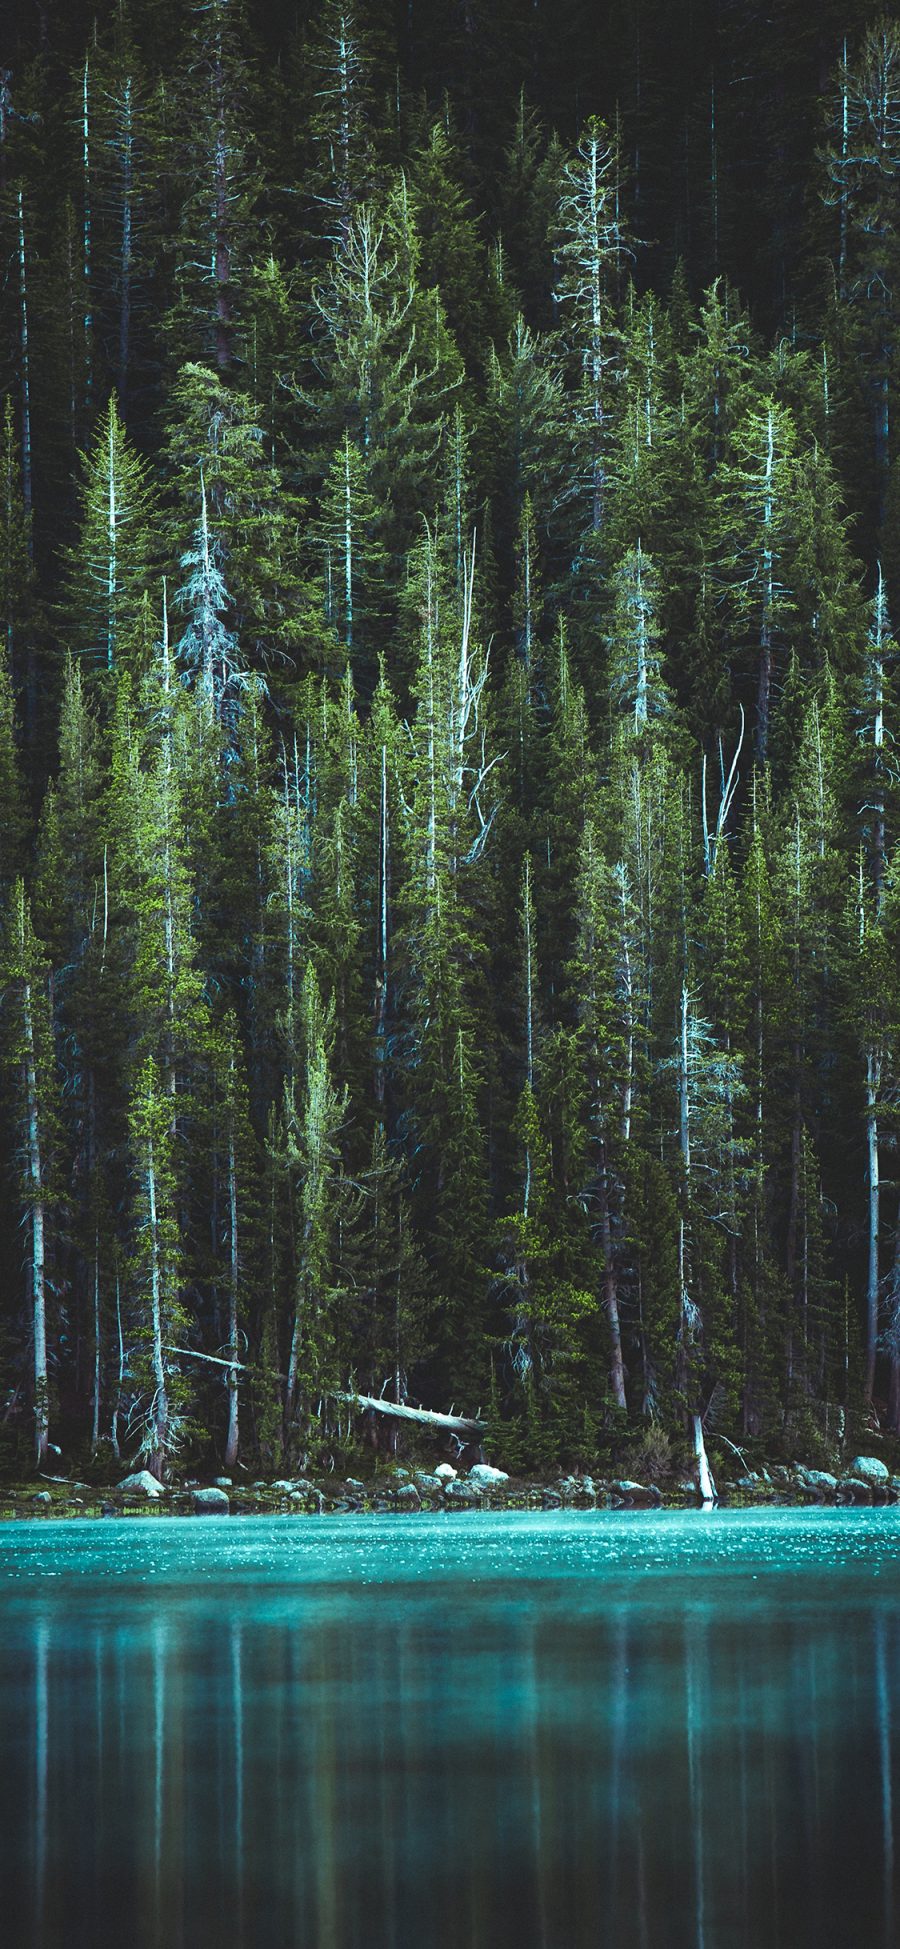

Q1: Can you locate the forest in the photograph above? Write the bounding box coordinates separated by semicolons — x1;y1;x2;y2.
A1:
0;0;899;1486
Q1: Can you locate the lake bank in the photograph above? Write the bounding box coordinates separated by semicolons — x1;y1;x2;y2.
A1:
3;1454;899;1518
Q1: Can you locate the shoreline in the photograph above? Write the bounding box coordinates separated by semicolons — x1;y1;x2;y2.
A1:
3;1459;898;1519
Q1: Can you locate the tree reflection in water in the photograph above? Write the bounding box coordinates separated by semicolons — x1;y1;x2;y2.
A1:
0;1513;898;1949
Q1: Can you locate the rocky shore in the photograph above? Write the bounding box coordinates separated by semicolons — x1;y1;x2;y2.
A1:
3;1454;900;1518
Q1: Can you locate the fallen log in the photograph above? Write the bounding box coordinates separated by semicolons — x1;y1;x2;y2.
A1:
339;1392;485;1438
162;1350;485;1437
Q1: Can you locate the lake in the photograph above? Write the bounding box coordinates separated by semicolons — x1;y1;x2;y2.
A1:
0;1507;897;1948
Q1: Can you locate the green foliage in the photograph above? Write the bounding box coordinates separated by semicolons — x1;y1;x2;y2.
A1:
2;0;900;1478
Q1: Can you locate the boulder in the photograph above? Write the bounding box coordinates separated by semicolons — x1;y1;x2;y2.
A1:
444;1479;476;1505
434;1462;457;1480
579;1476;595;1496
611;1479;662;1508
798;1468;838;1496
192;1486;229;1514
345;1478;366;1493
541;1488;562;1509
468;1464;509;1488
836;1476;872;1505
850;1455;890;1483
118;1470;165;1499
214;1476;232;1488
395;1483;421;1506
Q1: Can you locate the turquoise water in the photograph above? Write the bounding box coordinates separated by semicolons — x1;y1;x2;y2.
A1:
0;1507;898;1948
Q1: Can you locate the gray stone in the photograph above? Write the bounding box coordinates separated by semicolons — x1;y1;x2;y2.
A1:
118;1470;165;1499
541;1488;562;1509
193;1486;229;1514
395;1483;421;1505
214;1476;232;1488
580;1476;595;1496
434;1462;457;1480
345;1478;366;1492
612;1479;662;1508
850;1455;890;1483
444;1480;476;1504
799;1468;838;1494
468;1464;509;1488
837;1476;872;1504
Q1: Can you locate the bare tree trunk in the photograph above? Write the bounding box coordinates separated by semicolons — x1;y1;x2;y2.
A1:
22;975;48;1468
600;1139;627;1411
224;1101;240;1469
118;77;133;403
214;44;231;372
110;1266;124;1459
374;742;389;1109
691;1412;716;1504
82;55;92;415
146;1136;169;1479
91;1230;101;1453
16;192;32;521
866;1047;881;1403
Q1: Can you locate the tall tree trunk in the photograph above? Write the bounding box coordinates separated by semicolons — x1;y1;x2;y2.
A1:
224;1098;240;1469
214;45;231;372
16;192;32;522
22;974;48;1468
91;1230;101;1453
118;77;133;403
866;1046;881;1404
146;1135;169;1478
600;1138;627;1411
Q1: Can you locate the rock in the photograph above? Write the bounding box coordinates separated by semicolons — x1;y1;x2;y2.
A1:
118;1470;165;1499
611;1479;662;1508
192;1486;229;1514
31;1490;52;1505
345;1478;366;1492
214;1476;232;1488
444;1480;476;1504
850;1455;890;1483
414;1471;442;1491
395;1483;421;1505
836;1476;872;1504
100;1501;117;1517
434;1462;457;1480
580;1476;595;1496
798;1468;838;1495
468;1464;509;1488
541;1488;562;1509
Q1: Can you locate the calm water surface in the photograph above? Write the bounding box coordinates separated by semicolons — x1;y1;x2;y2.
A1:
0;1507;897;1948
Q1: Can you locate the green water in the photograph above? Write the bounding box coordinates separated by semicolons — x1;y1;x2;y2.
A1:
0;1507;897;1948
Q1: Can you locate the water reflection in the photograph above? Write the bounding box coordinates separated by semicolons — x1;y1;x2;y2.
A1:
0;1518;898;1949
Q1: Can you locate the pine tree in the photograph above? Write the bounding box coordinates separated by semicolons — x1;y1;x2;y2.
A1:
64;393;158;679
